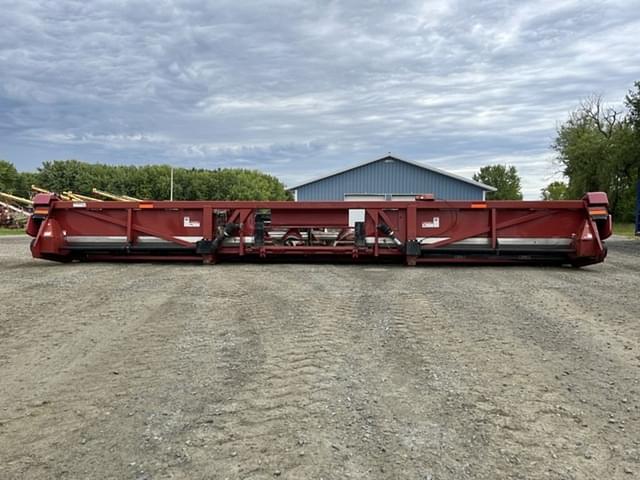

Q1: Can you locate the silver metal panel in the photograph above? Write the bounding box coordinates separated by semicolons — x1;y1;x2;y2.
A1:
417;237;572;247
418;237;451;244
498;238;571;246
66;235;203;244
138;236;203;243
65;236;127;243
65;235;572;249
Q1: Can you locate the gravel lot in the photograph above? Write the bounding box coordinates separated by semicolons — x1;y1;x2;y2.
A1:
1;235;639;479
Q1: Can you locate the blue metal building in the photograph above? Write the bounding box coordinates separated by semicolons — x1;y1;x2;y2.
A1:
289;155;496;201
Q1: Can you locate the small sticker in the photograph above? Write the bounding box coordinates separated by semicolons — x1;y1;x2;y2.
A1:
184;216;200;228
72;202;86;208
422;217;440;229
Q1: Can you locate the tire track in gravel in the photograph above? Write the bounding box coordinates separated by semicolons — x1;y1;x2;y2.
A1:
1;265;200;479
109;266;269;480
1;260;271;479
182;264;357;480
404;266;640;480
325;263;638;480
0;263;172;404
11;264;268;480
491;268;640;479
329;266;493;480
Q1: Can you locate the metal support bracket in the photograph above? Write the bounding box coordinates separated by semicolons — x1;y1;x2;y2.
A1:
404;240;421;256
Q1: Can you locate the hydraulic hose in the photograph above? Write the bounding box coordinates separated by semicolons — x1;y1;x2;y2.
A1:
196;222;239;254
377;223;403;247
211;223;239;252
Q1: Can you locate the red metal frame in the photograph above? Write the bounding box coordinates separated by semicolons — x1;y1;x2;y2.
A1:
25;193;612;266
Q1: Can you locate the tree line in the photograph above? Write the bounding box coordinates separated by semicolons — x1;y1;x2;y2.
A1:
0;160;292;201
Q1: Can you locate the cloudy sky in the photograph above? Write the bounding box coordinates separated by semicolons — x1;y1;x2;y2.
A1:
2;0;639;197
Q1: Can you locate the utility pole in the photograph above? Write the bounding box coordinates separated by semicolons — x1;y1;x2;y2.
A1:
170;167;174;201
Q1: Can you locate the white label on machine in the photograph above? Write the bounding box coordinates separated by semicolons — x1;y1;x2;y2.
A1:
422;217;440;228
183;216;201;228
348;209;365;227
72;202;86;208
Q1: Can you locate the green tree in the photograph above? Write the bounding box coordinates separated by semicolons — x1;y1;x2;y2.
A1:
15;172;41;198
0;160;19;193
553;95;637;220
35;160;292;201
625;81;640;148
473;164;523;200
624;81;640;185
541;181;569;200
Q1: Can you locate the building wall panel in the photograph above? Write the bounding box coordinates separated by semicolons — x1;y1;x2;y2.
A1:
295;158;486;201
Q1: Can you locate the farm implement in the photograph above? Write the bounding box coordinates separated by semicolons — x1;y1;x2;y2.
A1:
0;192;33;229
25;192;612;266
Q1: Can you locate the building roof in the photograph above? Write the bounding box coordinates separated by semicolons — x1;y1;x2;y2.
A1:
288;155;497;192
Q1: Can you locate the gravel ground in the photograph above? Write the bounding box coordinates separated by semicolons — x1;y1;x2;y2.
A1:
0;235;639;480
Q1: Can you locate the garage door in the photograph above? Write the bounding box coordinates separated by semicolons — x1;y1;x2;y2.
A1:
390;195;416;201
344;194;386;201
